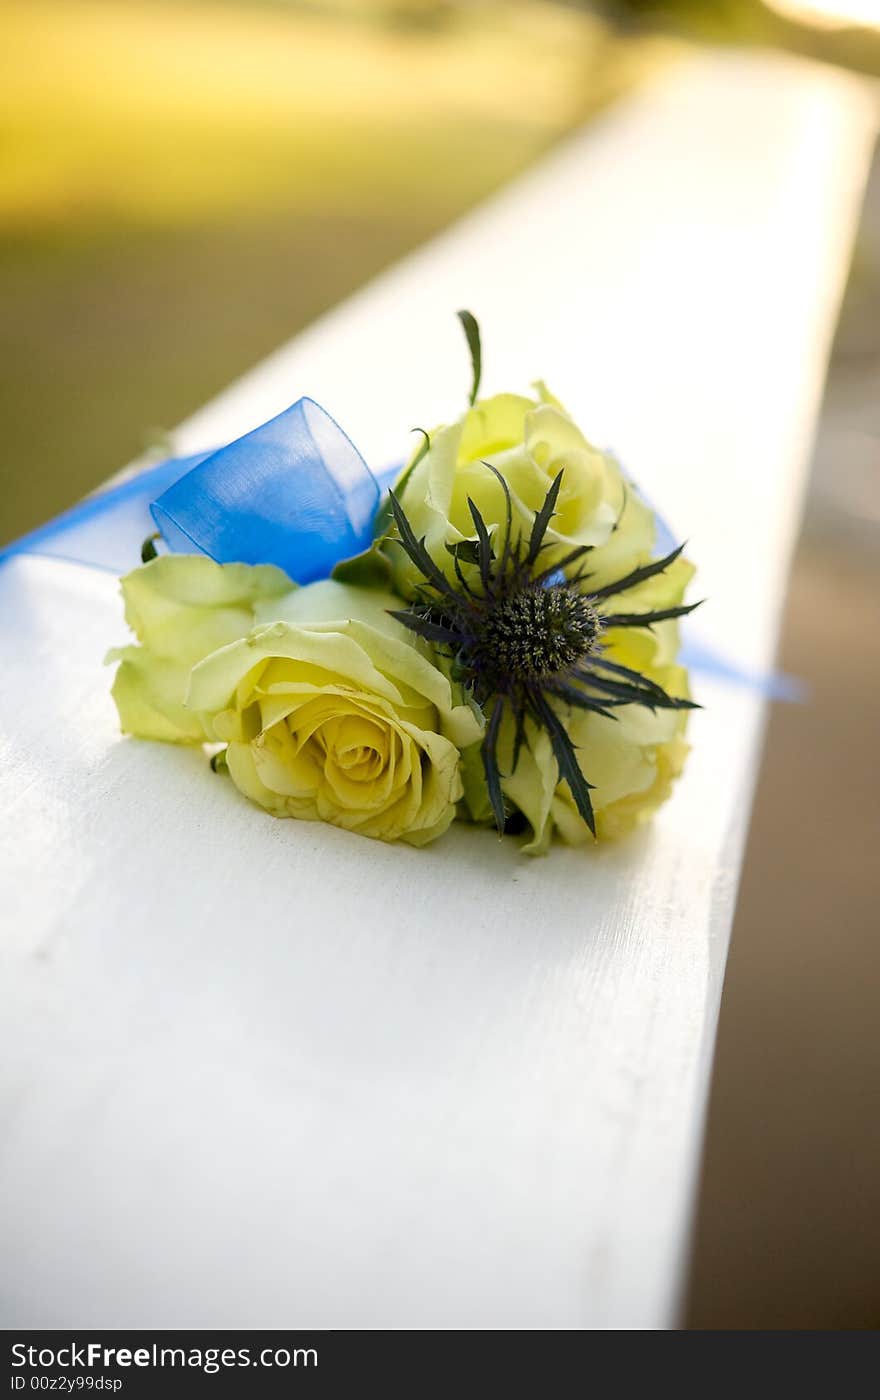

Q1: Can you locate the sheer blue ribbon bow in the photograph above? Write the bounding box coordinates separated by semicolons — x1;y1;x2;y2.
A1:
151;398;386;580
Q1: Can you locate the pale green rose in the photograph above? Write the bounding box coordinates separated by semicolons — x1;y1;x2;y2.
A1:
387;383;654;597
461;556;695;853
186;580;483;847
108;554;294;743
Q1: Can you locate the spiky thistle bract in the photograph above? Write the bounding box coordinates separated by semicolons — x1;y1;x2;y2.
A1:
387;468;700;839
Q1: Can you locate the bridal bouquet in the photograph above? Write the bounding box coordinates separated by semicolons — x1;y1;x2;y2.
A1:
109;315;698;853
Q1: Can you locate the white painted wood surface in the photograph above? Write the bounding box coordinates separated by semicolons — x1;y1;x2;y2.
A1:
0;51;874;1330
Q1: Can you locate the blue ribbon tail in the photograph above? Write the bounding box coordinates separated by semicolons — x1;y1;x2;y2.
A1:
0;454;210;575
681;634;807;702
638;488;804;702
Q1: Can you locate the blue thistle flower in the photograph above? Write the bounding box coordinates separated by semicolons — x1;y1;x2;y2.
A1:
387;468;699;838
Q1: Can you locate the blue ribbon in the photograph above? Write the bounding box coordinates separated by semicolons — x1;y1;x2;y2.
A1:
151;398;383;580
0;396;798;699
0;398;392;583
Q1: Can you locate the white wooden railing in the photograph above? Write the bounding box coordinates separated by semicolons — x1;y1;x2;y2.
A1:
0;48;875;1329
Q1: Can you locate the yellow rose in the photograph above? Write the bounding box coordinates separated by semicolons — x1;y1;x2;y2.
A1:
186;580;482;847
387;383;654;597
108;554;294;742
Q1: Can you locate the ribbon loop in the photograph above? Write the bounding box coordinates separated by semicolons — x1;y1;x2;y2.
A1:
151;398;380;583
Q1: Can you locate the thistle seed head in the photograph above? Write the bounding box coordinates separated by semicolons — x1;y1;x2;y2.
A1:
476;583;600;681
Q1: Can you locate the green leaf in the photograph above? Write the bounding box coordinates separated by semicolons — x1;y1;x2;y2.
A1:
458;309;482;407
445;538;483;567
209;748;228;774
140;532;161;563
331;545;394;588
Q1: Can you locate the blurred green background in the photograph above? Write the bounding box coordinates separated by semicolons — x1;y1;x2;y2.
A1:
0;0;664;543
2;0;878;1331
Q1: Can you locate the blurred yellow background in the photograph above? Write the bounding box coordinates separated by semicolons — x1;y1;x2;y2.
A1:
2;0;617;231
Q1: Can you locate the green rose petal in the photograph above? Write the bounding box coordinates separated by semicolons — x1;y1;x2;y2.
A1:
385;386;655;599
107;553;296;743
